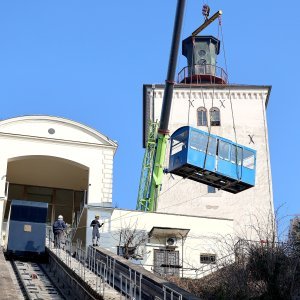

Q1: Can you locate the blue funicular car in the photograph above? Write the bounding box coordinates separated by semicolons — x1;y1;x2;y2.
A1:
7;200;48;257
168;126;256;194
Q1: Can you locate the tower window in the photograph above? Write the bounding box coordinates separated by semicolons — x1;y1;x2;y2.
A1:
199;50;206;57
197;107;207;126
210;107;220;126
208;185;216;193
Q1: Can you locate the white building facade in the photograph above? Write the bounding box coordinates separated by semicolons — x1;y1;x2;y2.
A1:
143;84;274;239
0;115;117;245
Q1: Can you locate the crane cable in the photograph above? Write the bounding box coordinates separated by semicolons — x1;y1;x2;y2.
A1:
186;39;195;126
184;3;214;173
219;16;241;181
202;17;218;170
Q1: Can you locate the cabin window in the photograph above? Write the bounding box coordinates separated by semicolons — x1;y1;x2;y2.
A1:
231;145;243;165
218;140;230;161
10;205;47;223
190;131;208;152
243;149;255;169
210;107;220;126
207;137;217;155
197;107;208;126
190;131;217;157
171;130;188;155
200;253;216;264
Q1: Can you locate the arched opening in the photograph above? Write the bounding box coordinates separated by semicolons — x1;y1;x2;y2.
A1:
4;155;89;227
210;107;221;126
197;107;208;126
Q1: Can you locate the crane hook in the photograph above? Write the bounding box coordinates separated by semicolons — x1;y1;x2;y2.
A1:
202;4;210;20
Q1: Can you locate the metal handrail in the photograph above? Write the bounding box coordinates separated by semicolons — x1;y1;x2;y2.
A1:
5;181;9;197
46;230;186;299
163;285;183;300
178;64;228;84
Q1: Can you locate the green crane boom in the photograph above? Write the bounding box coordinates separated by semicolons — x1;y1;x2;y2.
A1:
136;0;186;211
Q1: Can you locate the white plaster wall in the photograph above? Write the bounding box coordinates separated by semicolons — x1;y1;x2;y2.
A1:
87;207;234;278
0;136;114;205
146;86;274;239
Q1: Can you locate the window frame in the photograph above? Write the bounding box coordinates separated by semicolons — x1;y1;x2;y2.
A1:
153;249;180;276
218;140;231;161
200;253;217;264
209;107;221;126
242;149;255;170
197;107;208;126
207;185;216;193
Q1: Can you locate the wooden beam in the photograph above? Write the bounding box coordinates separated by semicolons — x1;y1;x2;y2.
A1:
192;10;222;36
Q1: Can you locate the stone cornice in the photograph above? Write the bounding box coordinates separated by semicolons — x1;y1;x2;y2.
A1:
0;131;117;152
0;115;118;148
149;89;268;101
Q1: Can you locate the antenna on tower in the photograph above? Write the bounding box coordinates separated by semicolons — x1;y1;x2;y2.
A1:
192;9;222;36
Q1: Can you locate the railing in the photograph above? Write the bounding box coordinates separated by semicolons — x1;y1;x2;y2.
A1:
47;230;108;297
120;270;142;299
46;231;196;299
5;181;9;197
178;64;228;84
70;198;86;240
163;286;183;300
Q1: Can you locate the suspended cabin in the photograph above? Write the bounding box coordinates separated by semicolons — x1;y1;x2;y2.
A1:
168;126;256;194
169;31;256;193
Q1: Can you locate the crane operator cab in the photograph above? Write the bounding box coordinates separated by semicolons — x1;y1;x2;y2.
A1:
168;126;256;194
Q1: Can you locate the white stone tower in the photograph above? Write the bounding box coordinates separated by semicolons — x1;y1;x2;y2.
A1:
143;35;274;239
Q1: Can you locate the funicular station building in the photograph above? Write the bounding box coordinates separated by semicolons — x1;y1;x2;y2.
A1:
0;115;117;246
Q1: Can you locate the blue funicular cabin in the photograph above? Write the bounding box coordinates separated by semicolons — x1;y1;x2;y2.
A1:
168;126;256;194
7;200;48;256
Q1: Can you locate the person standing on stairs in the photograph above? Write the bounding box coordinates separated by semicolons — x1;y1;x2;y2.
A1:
90;215;104;246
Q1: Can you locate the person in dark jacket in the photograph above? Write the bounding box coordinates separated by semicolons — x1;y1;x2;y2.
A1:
52;215;67;249
90;215;104;246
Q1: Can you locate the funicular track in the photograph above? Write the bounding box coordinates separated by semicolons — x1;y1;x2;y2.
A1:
10;255;103;300
10;259;64;300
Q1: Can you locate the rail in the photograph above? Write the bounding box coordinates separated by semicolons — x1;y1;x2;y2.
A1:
11;259;64;299
178;64;228;84
46;230;199;299
47;230;113;299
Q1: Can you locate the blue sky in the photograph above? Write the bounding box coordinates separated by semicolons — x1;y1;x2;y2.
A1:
0;1;298;233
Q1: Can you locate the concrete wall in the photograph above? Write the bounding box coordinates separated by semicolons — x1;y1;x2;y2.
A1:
144;85;274;239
